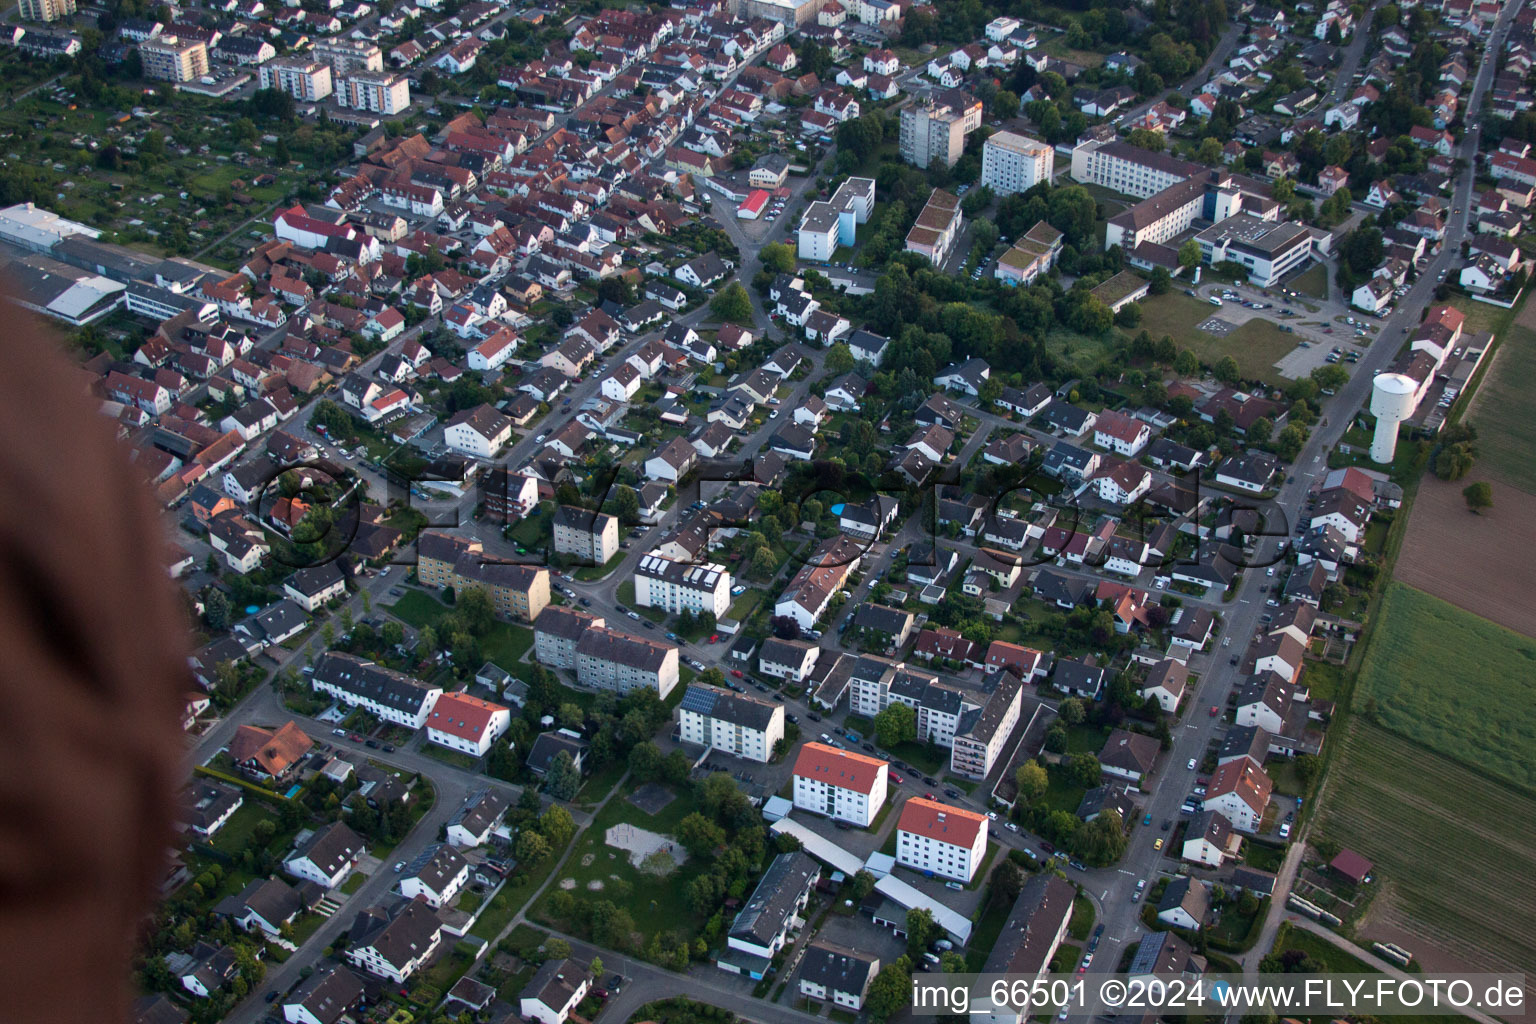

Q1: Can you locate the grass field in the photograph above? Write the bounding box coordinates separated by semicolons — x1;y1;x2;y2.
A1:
1289;263;1330;299
1130;292;1295;385
1314;717;1536;975
1354;583;1536;790
1464;314;1536;494
387;589;535;668
530;786;711;946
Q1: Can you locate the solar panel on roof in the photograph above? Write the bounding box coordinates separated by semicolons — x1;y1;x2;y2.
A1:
680;686;719;715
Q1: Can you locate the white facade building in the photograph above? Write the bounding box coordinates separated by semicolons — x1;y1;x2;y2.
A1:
677;684;785;763
981;131;1054;196
895;797;988;882
792;742;889;826
634;551;732;619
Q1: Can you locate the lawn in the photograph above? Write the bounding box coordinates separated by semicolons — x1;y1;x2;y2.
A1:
1043;327;1119;377
387;589;533;668
727;588;765;622
1289;263;1330;299
1464;315;1536;493
530;785;714;947
470;859;561;941
1355;582;1536;789
1270;922;1373;973
1127;293;1298;385
573;551;626;581
1314;716;1536;976
209;800;280;856
616;581;667;622
388;589;452;629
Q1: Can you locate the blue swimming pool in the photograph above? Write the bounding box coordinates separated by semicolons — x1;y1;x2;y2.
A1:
830;503;846;515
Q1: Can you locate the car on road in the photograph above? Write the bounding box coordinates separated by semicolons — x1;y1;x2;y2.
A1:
1279;822;1292;838
333;728;347;737
862;743;875;752
626;610;641;620
1143;813;1152;825
388;586;404;597
609;975;624;992
382;744;395;753
394;861;405;873
945;881;964;891
1153;838;1164;851
944;788;960;798
365;739;380;749
731;585;747;595
348;732;364;742
891;773;904;785
1187;757;1197;770
1209;705;1219;717
579;598;592;607
731;669;744;678
987;810;999;820
1005;821;1019;832
265;991;279;1003
708;634;719;643
923;776;938;786
808;712;822;721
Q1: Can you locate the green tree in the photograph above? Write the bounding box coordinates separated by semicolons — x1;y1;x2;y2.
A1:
1311;363;1349;391
456;586;496;636
905;908;938;957
873;702;917;748
1058;697;1085;726
203;588;231;631
866;958;913;1021
709;282;753;324
1174;349;1199;376
760;242;796;274
826;341;856;375
539;803;577;847
1463;480;1493;513
994;89;1019;120
1178;239;1202;269
1214;355;1241;385
1015;760;1048;803
516;829;551;864
1274;423;1308;462
546;938;572;960
542;751;582;801
1196;136;1223;165
678;812;728;855
1067;752;1102;787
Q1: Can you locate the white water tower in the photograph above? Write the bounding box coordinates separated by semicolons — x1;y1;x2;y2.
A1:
1370;373;1418;464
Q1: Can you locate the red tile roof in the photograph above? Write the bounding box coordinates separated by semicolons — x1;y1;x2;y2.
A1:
897;797;987;848
427;691;508;742
793;742;887;794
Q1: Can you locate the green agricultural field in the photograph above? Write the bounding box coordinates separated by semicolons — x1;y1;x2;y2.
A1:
1314;717;1536;975
1465;317;1536;494
1354;583;1536;789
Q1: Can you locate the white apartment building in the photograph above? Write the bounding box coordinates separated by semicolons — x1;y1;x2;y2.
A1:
313;37;384;75
905;189;963;267
796;176;875;260
895;797;989;882
792;742;889;826
949;671;1023;780
678;684;785;763
848;656;977;749
981;131;1054;196
1070;138;1195;199
575;626;679;699
339;71;411;115
634;551;732;619
259;56;334;101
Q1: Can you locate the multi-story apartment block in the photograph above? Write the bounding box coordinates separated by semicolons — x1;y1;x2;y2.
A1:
848;655;978;748
1070;138;1195;200
905;189;963;267
310;652;442;729
259;56;334;101
19;0;75;22
339;71;411;115
533;606;603;670
981;131;1054;196
792;742;889;826
417;531;550;623
634;551;732;619
139;35;209;83
900;101;968;169
896;797;989;882
726;852;820;963
552;505;619;566
313;37;383;75
950;670;1024;779
575;626;679;699
678;684;785;762
796;176;875;260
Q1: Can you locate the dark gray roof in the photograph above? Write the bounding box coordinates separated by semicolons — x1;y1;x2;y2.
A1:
576;627;673;671
404;843;468;893
522;957;588;1010
449;787;508;836
679;683;780;730
1157;875;1209;924
1129;930;1195;975
527;732;589;774
348;898;442;970
799;940;877;994
982;873;1076;974
311;651;439;715
291;822;365;876
286;967;365;1024
729;851;819;947
183;779;242;832
286;561;346;598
